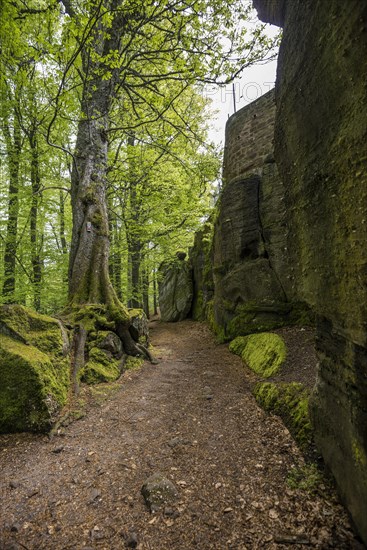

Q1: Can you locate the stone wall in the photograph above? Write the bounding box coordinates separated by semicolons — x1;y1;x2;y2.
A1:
222;89;277;184
208;90;301;340
255;0;367;543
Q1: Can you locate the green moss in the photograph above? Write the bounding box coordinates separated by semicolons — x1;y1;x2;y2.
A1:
125;356;144;370
287;463;326;493
192;290;204;321
206;300;226;343
228;336;248;356
71;302;130;333
0;335;69;433
0;304;65;355
226;302;291;340
73;304;114;332
240;333;286;378
288;302;315;327
107;302;129;324
87;330;107;348
128;308;145;320
224;302;314;342
81;347;120;384
91;210;103;228
352;438;367;468
253;381;312;450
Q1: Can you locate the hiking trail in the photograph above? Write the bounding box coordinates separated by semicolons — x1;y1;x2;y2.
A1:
0;320;362;549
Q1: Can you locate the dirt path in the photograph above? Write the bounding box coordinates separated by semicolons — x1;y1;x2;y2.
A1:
0;320;363;550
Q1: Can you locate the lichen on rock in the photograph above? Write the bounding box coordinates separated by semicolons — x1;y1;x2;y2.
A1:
141;472;179;513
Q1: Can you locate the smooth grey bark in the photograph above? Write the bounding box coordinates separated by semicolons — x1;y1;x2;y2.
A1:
125;134;144;309
153;270;158;316
59;189;69;284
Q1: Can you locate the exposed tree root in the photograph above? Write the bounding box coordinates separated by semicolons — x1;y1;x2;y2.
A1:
71;326;87;394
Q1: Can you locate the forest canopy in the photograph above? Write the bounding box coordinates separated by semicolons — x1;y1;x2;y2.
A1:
0;0;279;316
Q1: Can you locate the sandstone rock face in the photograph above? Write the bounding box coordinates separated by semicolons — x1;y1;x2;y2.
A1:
255;0;367;542
212;90;294;339
158;254;193;322
253;0;285;26
222;90;277;185
190;222;214;321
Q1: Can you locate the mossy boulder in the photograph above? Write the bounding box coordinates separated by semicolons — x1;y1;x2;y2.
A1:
141;472;179;513
81;346;121;385
158;254;193;322
89;330;123;357
228;336;248;356
230;332;286;378
0;303;67;354
253;382;312;450
0;305;70;433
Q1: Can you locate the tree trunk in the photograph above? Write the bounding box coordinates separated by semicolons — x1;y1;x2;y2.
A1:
108;195;122;300
1;112;21;302
67;5;121;308
67;102;128;313
59;189;68;284
71;325;87;395
66;2;150;361
126;133;144;309
153;270;158;316
29;130;43;310
128;241;142;309
142;263;149;318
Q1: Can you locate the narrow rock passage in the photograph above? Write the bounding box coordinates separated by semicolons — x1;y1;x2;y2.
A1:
0;321;363;549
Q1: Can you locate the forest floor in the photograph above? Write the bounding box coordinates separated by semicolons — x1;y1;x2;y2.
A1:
0;320;365;550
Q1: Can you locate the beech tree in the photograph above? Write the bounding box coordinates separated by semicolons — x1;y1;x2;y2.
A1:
60;0;277;355
107;82;220;311
1;0;279;364
0;0;76;310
